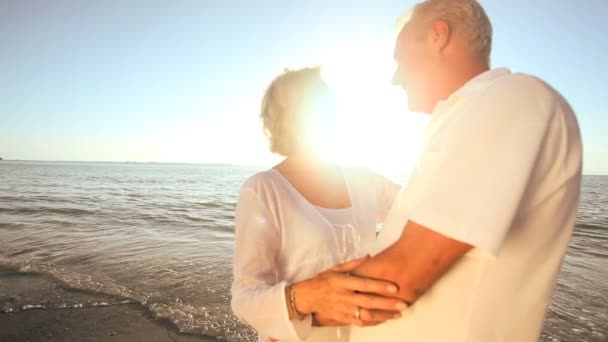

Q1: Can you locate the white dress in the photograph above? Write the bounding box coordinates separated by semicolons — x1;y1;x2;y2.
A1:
231;168;398;342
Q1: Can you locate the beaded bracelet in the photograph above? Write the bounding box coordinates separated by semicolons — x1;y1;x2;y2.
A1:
288;283;305;320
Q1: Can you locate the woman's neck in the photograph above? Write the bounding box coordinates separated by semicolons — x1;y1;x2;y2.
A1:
275;152;337;176
273;152;350;209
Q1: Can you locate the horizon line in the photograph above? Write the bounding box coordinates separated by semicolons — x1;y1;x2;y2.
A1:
0;158;268;168
0;158;606;176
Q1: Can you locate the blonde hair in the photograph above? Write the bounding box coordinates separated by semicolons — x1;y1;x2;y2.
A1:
260;67;331;156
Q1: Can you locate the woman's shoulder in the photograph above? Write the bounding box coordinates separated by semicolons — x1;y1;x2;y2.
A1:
240;169;279;193
237;169;296;217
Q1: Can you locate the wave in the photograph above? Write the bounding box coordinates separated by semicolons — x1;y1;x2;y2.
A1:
0;259;145;303
575;222;608;232
0;206;97;217
573;230;608;243
0;259;251;341
2;300;133;314
193;200;236;210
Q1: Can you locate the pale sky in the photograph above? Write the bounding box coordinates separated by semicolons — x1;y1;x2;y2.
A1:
1;0;607;175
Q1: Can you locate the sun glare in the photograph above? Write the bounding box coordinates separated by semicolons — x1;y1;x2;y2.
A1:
318;46;428;180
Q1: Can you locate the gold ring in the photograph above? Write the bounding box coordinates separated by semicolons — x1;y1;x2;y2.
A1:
355;307;361;320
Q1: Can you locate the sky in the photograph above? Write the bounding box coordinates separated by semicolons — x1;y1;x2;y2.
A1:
1;0;607;175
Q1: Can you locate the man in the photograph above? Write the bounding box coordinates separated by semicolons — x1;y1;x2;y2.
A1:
348;0;582;341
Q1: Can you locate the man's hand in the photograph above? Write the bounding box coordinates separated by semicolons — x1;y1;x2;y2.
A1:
292;255;407;327
312;313;342;327
352;220;472;304
312;312;390;327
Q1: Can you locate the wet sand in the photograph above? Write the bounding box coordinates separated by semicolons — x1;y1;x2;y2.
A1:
0;269;218;342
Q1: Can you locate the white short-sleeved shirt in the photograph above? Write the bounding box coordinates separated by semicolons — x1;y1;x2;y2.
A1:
350;68;582;342
231;168;398;342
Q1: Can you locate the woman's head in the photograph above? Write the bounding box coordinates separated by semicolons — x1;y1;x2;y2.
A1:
260;67;336;157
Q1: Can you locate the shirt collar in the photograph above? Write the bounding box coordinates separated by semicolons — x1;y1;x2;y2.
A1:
433;68;511;114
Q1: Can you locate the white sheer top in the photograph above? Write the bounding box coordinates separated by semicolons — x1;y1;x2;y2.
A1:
231;168;399;342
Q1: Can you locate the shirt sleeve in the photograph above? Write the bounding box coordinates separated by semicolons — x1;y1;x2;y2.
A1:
406;78;551;256
374;174;401;221
231;187;313;341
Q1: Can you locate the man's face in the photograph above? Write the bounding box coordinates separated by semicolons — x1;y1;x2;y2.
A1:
392;20;436;113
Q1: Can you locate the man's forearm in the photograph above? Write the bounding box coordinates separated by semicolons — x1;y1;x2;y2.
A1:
352;220;472;303
351;237;418;303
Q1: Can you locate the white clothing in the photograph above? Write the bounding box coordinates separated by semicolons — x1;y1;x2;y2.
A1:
351;68;582;342
231;168;398;342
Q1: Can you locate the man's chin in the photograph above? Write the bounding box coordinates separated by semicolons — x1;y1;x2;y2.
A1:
407;98;423;113
407;97;433;114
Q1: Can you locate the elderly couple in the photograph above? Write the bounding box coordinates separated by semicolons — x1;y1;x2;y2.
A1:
230;1;582;341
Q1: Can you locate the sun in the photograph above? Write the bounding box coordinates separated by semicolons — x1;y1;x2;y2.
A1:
318;46;429;180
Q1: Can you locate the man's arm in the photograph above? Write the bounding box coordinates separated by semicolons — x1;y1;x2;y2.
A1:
352;220;472;304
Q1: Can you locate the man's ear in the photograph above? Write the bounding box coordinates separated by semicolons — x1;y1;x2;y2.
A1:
430;20;451;52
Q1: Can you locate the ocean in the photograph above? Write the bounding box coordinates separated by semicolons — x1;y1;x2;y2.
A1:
0;161;606;342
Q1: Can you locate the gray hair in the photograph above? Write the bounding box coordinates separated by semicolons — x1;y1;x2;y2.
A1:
413;0;493;62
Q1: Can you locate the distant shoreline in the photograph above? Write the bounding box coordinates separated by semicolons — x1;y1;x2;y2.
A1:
0;159;267;168
1;159;605;176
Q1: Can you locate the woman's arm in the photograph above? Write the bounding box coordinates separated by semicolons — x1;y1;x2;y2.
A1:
231;187;312;341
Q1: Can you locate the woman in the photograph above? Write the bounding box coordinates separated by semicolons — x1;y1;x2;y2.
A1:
231;67;404;342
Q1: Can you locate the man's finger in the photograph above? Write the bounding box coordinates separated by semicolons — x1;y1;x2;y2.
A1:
360;308;401;324
348;293;407;312
332;302;366;327
338;311;365;327
338;274;400;296
358;321;383;327
330;254;371;273
312;316;343;327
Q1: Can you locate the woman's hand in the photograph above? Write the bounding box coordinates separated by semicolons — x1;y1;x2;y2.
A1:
292;255;407;327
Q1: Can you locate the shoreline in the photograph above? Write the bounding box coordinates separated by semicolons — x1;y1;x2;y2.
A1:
0;268;219;342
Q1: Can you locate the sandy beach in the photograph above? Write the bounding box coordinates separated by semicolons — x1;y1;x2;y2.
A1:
0;268;216;342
